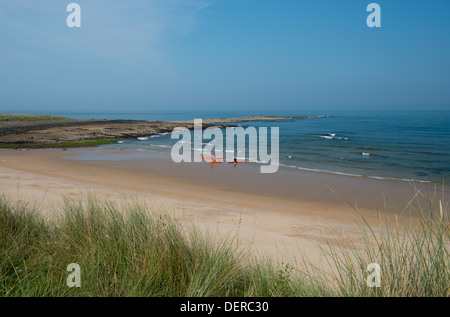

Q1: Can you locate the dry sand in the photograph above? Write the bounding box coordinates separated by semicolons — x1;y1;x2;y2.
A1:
0;148;438;268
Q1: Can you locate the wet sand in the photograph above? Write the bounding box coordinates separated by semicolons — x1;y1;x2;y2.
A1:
59;147;436;214
0;148;444;267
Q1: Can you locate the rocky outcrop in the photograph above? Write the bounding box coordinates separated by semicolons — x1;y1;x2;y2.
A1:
0;116;316;146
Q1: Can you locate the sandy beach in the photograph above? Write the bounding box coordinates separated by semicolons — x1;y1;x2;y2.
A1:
2;1;449;300
1;147;442;269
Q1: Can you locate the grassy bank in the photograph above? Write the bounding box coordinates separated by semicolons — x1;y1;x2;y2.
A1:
0;140;119;149
0;193;448;297
0;114;69;122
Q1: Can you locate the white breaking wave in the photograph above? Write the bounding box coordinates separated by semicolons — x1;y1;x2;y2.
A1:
137;133;170;141
319;133;348;140
150;144;172;148
276;164;431;183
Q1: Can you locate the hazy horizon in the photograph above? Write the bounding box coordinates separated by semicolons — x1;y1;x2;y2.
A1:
1;0;449;112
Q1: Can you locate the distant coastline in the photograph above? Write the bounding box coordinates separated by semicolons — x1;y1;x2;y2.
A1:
0;113;316;148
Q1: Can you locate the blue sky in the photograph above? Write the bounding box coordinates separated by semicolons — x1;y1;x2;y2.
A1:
1;0;449;112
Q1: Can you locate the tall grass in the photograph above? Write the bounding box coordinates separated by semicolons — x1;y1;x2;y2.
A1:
299;190;450;297
0;191;448;297
0;196;291;297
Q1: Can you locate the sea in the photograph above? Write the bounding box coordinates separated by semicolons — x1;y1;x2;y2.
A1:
19;110;450;185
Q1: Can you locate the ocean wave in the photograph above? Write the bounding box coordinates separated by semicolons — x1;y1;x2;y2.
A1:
278;164;299;169
277;164;431;183
366;176;431;183
318;133;348;140
150;144;172;148
151;132;170;138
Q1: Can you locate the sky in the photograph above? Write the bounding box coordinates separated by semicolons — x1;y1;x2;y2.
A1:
0;0;449;113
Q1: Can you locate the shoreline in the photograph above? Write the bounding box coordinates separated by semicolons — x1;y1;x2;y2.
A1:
61;146;447;211
1;147;445;217
1;147;445;267
0;115;316;147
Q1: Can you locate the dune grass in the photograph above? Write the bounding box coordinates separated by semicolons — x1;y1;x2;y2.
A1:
0;196;295;297
0;114;69;122
299;190;450;297
0;191;448;297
